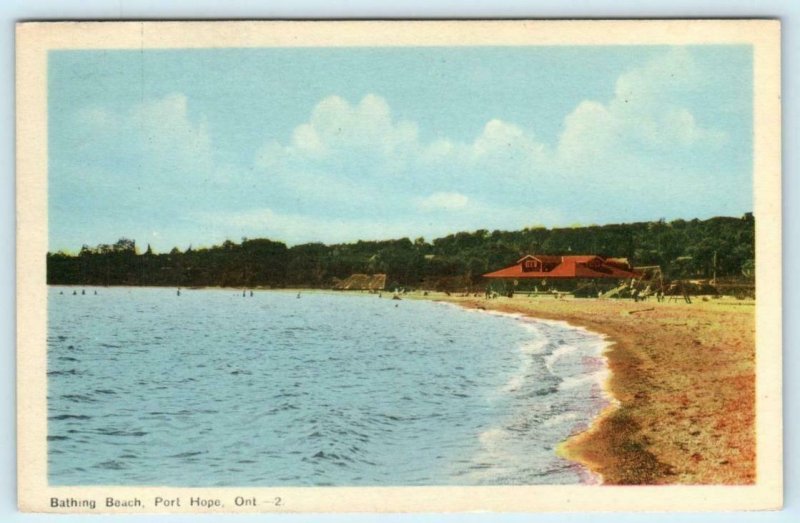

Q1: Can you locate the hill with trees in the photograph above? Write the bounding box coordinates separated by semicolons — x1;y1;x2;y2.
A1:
47;214;755;291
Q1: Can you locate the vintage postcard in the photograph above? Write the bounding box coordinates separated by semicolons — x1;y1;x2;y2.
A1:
16;20;781;513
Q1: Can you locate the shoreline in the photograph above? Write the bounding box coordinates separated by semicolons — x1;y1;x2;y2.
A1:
424;293;755;485
436;302;615;485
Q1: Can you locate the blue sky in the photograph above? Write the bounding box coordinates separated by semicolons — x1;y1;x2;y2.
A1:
48;45;752;252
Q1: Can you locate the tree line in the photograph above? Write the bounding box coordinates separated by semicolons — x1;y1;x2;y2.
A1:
47;214;755;290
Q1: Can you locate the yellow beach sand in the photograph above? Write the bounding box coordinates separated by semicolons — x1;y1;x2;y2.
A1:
421;293;755;485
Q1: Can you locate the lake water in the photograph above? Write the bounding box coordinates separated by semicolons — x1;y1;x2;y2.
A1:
47;287;610;486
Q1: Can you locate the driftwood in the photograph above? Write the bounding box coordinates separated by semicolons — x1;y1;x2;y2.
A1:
628;308;655;314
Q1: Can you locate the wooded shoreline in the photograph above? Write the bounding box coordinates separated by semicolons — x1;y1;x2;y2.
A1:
47;215;754;291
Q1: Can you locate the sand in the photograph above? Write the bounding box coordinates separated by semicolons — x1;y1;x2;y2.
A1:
420;293;755;485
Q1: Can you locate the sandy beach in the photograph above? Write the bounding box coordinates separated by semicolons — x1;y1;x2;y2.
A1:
422;293;755;485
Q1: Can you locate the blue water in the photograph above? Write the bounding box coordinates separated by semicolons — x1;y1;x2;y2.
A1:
47;287;610;486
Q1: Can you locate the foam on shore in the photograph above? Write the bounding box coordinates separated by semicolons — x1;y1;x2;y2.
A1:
435;301;616;484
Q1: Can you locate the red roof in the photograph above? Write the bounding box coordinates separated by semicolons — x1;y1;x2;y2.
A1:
516;254;562;264
484;254;640;279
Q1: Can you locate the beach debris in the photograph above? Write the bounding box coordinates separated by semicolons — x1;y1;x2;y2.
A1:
628;308;655;315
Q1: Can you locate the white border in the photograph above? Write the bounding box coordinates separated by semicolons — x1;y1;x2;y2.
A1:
12;17;785;517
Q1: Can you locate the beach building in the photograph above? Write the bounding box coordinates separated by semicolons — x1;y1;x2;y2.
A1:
483;255;640;280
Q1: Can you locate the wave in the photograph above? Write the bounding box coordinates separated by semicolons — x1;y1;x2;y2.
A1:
452;305;612;484
544;343;579;373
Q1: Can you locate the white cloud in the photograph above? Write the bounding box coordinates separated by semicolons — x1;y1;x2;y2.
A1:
256;93;555;211
470;119;547;166
73;93;215;182
261;93;420;165
192;202;564;246
555;48;726;167
194;207;429;245
416;192;470;212
130;93;213;166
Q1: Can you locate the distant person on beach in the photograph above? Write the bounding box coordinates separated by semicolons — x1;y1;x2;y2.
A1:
72;290;77;295
94;290;97;295
177;288;181;296
250;290;254;297
81;289;85;295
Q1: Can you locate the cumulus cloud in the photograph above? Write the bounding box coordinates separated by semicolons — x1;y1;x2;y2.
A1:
258;94;419;171
131;94;215;173
555;48;727;167
73;93;215;180
256;93;553;213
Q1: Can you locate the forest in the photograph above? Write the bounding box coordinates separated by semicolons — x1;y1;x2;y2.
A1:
47;214;755;291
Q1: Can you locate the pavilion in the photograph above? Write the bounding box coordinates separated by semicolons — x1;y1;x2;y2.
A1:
483;254;640;280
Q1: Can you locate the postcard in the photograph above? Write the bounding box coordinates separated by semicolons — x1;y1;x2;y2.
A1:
16;20;781;513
